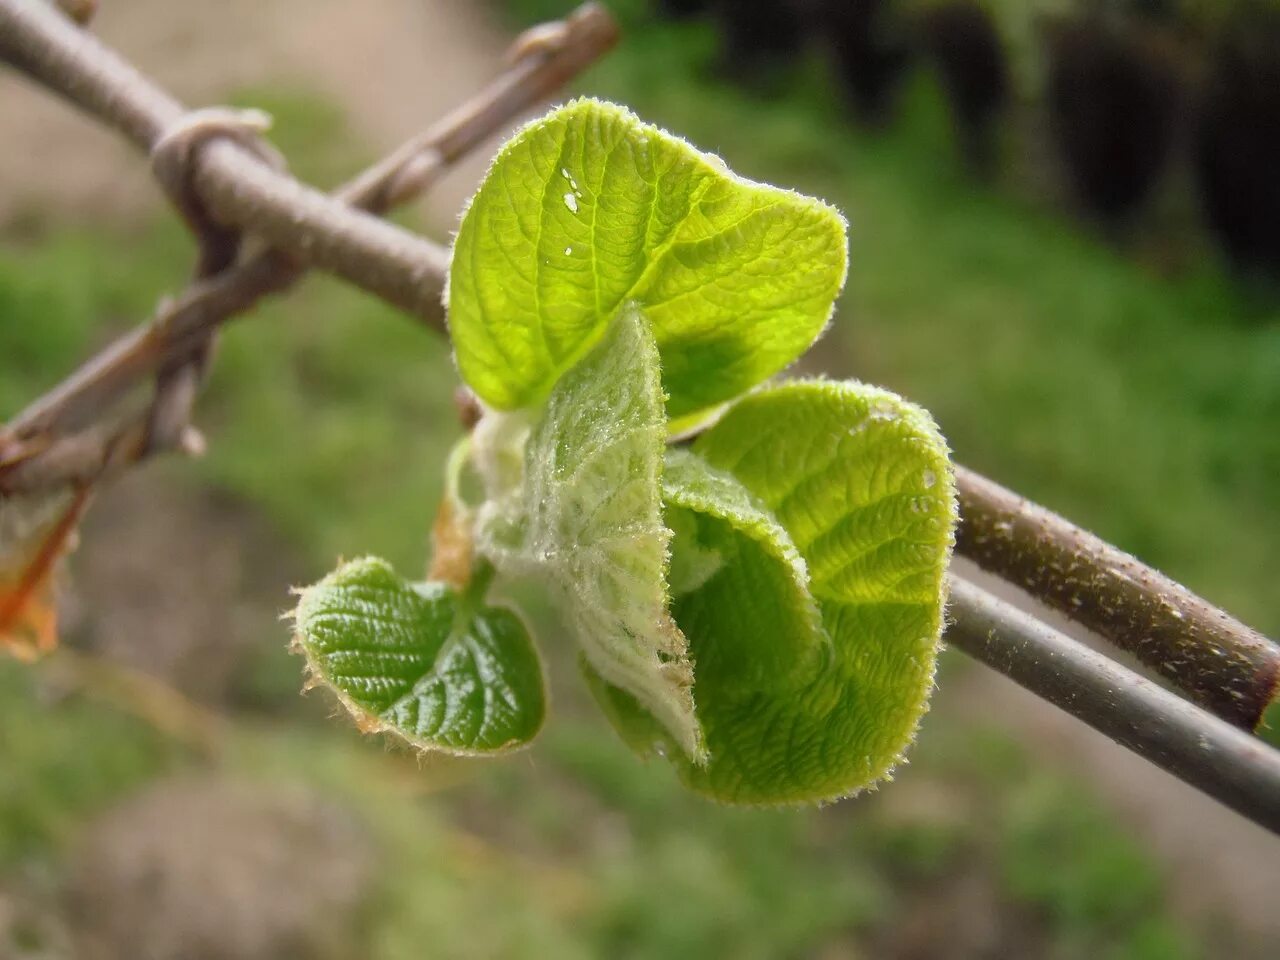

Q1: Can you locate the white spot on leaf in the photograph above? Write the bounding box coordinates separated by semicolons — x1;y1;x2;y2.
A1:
867;401;899;423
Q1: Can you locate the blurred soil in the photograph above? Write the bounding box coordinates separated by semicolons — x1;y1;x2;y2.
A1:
68;776;373;960
69;473;298;703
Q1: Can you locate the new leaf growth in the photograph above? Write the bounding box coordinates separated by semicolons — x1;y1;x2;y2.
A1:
293;99;957;806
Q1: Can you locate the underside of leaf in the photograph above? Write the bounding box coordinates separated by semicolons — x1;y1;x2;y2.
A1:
292;556;545;756
475;306;703;761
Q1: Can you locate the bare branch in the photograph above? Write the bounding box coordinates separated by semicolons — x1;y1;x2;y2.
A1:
947;576;1280;835
0;1;618;486
956;467;1280;729
338;3;619;216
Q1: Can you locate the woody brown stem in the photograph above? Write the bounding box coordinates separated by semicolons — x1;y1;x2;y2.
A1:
947;576;1280;834
955;466;1280;729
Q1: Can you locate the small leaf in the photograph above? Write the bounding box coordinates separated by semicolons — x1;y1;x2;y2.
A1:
593;381;957;805
475;306;702;760
0;486;91;660
293;557;545;755
448;98;847;420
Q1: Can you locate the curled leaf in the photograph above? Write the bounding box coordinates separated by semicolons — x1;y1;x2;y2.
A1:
662;449;825;688
592;381;957;805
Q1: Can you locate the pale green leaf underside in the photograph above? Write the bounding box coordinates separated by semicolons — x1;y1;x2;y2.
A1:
476;307;702;760
593;380;956;805
448;98;848;420
293;557;544;755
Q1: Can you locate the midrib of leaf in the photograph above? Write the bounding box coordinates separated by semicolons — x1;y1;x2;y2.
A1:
380;562;497;723
527;126;720;399
630;199;786;314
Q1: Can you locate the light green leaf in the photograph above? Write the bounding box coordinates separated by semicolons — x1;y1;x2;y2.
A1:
662;448;825;686
585;446;827;766
474;306;702;760
448;98;847;420
593;380;956;805
292;556;544;755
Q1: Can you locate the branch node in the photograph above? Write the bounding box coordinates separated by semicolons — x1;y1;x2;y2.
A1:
379;148;445;212
149;106;285;274
178;425;207;459
507;20;574;66
144;108;289;458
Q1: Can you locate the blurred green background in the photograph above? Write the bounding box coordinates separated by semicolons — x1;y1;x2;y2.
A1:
1;1;1277;957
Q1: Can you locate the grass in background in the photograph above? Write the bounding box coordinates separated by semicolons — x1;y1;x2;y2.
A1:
0;664;178;870
0;654;1204;959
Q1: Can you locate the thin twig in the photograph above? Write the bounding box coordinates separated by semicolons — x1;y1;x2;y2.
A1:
0;1;618;487
947;576;1280;835
956;467;1280;729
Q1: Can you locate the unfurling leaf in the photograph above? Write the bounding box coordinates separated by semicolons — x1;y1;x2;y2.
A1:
448;98;847;421
283;96;959;808
592;380;957;805
0;486;91;660
475;306;703;760
292;556;544;755
662;449;825;686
